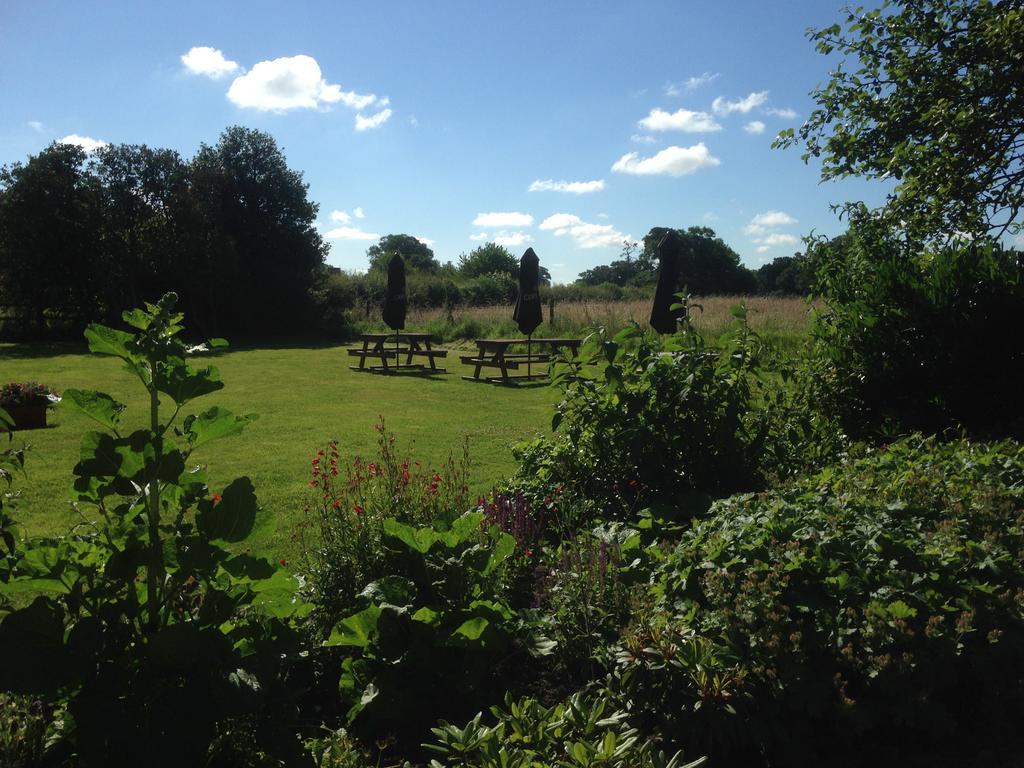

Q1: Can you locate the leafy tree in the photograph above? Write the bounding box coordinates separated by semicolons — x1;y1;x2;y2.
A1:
755;254;812;295
775;0;1024;241
457;242;518;279
367;234;439;273
0;142;103;336
189;126;327;335
576;241;654;287
641;226;756;294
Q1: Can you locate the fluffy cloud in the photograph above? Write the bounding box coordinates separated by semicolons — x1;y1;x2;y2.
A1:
744;210;798;235
181;46;240;79
59;134;108;152
226;55;379;112
353;207;365;219
744;211;799;250
630;134;658;144
765;107;798;119
711;91;769;116
330;210;352;223
355;108;392;131
325;226;380;240
664;71;720;96
611;144;720;177
638;108;721;133
539;213;629;249
528;179;605;194
416;236;435;247
753;233;799;247
493;231;533;247
744;120;766;135
473;212;534;228
27;120;45;133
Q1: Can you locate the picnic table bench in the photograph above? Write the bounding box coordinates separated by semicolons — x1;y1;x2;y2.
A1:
348;332;447;374
461;337;581;384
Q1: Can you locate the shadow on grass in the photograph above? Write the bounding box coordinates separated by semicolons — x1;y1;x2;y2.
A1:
0;341;89;360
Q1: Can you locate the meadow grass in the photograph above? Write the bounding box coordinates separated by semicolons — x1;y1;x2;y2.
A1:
1;344;561;561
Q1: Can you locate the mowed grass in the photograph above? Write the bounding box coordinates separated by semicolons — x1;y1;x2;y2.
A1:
1;342;561;561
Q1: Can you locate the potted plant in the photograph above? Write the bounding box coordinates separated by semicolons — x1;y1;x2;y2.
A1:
0;382;60;431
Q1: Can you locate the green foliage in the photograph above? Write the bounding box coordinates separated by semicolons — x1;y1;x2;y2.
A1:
776;0;1024;241
807;212;1024;438
513;312;766;517
0;294;309;766
323;510;551;744
616;435;1024;766
0;128;327;339
424;690;705;768
641;227;756;294
367;234;439;274
0;693;51;768
302;424;472;631
457;242;518;280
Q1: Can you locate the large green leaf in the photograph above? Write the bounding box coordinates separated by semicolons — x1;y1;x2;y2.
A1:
383;519;440;554
197;477;259;543
0;597;73;694
482;531;515;576
184;406;255;450
83;323;134;360
62;389;126;431
325;604;381;648
155;362;225;406
450;616;489;642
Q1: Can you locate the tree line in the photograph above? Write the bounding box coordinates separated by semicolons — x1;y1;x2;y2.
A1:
0;126;808;341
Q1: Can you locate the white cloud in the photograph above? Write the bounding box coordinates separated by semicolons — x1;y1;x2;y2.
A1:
528;179;605;194
753;233;799;247
611;144;720;177
744;120;766;135
539;213;629;249
638;108;721;133
181;46;241;79
227;55;379;112
353;207;365;219
416;236;435;247
765;107;798;119
749;210;794;231
330;210;351;223
355;108;392;131
409;115;419;127
469;232;488;241
757;245;771;253
473;212;534;228
493;231;533;247
665;71;720;96
325;226;380;241
59;134;108;152
630;134;658;144
712;90;769;116
27;120;45;133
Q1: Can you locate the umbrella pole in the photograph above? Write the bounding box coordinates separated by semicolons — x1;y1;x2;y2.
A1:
528;333;532;378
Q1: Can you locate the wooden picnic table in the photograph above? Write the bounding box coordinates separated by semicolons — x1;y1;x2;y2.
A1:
348;332;448;374
461;337;581;384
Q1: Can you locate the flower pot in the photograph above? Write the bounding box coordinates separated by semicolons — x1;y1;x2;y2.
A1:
1;402;48;431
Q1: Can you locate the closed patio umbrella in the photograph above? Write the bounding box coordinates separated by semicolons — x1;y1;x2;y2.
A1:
382;253;407;331
649;230;684;334
513;247;544;377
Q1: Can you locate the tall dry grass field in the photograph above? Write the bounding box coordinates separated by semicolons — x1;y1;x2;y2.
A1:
403;295;813;340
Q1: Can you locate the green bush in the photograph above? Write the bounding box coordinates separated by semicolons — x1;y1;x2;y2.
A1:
615;435;1024;767
0;296;310;767
807;211;1024;438
511;313;766;518
424;690;705;768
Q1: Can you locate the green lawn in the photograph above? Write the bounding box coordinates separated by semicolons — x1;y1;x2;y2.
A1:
2;341;560;561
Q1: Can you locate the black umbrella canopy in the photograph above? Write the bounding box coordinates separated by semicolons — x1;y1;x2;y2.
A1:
381;253;407;331
513;247;543;335
649;230;684;334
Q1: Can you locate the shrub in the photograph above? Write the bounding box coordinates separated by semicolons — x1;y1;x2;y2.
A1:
807;211;1024;438
511;312;766;518
424;690;705;768
0;295;310;766
615;435;1024;767
0;382;58;409
301;423;471;631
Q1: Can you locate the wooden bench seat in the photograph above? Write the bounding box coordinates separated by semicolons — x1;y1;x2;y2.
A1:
347;348;401;358
460;355;520;369
405;348;448;357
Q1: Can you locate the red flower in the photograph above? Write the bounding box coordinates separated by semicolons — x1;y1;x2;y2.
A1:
554;486;562;495
211;493;222;503
309;480;319;487
279;558;288;566
524;548;534;558
354;505;365;516
628;479;638;488
331;499;342;509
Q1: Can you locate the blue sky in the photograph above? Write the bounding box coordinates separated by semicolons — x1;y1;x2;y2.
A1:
1;0;890;282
